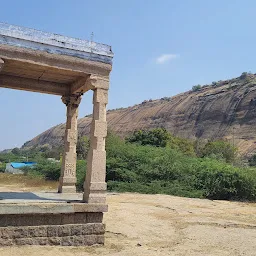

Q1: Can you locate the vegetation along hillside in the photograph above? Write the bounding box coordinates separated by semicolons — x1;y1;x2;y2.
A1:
1;129;256;201
23;72;256;156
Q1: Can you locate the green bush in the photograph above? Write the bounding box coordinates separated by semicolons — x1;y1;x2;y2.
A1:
76;160;86;191
106;134;256;201
126;128;195;156
24;160;61;180
192;84;201;91
12;131;256;201
0;163;5;173
200;140;237;163
240;72;248;79
126;128;172;147
76;136;89;160
248;154;256;166
23;159;87;192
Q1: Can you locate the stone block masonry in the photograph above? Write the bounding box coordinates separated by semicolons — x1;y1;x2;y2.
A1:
0;212;105;246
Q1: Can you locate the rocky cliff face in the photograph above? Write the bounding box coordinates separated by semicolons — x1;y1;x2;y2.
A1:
23;74;256;156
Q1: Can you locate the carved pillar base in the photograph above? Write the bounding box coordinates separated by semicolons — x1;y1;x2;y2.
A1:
58;178;77;193
58;95;81;193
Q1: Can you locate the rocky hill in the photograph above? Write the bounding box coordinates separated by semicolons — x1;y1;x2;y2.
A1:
23;73;256;156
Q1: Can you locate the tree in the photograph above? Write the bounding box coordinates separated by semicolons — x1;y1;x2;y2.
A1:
126;128;172;147
240;72;248;79
76;136;90;159
201;140;237;163
126;128;195;156
248;154;256;166
11;147;20;155
192;85;201;92
211;81;217;87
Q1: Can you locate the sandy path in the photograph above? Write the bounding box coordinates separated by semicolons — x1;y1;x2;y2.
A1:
0;190;255;256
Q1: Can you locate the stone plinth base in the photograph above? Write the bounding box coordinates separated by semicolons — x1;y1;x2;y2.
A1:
0;223;104;246
0;192;107;246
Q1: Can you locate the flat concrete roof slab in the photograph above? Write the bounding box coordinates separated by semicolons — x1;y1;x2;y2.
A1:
0;22;113;64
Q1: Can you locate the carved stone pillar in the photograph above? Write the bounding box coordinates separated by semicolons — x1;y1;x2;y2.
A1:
58;95;81;193
83;76;109;203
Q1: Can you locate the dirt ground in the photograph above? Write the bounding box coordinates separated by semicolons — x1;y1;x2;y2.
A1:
0;182;255;256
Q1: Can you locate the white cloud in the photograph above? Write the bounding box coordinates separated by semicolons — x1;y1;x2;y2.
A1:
156;54;179;64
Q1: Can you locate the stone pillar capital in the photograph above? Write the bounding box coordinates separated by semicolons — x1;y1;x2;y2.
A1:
85;75;109;91
61;95;81;107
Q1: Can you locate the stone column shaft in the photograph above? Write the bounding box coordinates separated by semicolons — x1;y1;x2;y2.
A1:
58;95;81;193
84;84;108;203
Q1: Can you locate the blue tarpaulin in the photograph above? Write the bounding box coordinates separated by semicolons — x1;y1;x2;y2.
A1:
11;162;37;169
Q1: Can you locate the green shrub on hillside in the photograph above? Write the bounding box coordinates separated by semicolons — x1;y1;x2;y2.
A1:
12;132;256;201
126;128;195;156
192;85;201;91
126;128;171;147
248;154;256;166
211;81;217;87
106;134;256;201
240;72;248;79
200;140;237;163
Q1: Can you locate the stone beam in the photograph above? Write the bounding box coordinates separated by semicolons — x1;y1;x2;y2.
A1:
0;44;112;77
0;74;69;95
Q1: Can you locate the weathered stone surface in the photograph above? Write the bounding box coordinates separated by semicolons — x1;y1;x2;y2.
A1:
73;235;84;246
28;226;47;237
13;228;28;238
61;213;75;224
47;225;58;237
0;211;107;227
84;87;108;204
70;225;83;236
0;239;13;246
87;213;103;223
61;236;73;246
74;212;87;223
58;225;71;236
48;237;61;246
0;202;107;215
15;238;34;246
34;237;48;246
0;223;105;246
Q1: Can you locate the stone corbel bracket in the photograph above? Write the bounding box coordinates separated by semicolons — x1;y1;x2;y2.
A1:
70;75;109;95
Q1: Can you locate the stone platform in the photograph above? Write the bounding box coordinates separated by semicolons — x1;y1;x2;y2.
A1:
0;192;107;246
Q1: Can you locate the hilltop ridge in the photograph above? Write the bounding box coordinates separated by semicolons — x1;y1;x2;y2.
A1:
23;72;256;156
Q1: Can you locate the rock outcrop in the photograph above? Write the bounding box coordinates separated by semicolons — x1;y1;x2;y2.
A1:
23;74;256;156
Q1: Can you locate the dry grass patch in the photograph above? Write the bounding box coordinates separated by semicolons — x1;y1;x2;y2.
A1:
0;173;58;191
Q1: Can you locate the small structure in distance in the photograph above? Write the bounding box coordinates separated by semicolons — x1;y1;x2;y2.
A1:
5;161;37;174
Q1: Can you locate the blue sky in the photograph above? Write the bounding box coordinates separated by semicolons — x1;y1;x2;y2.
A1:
0;0;255;150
